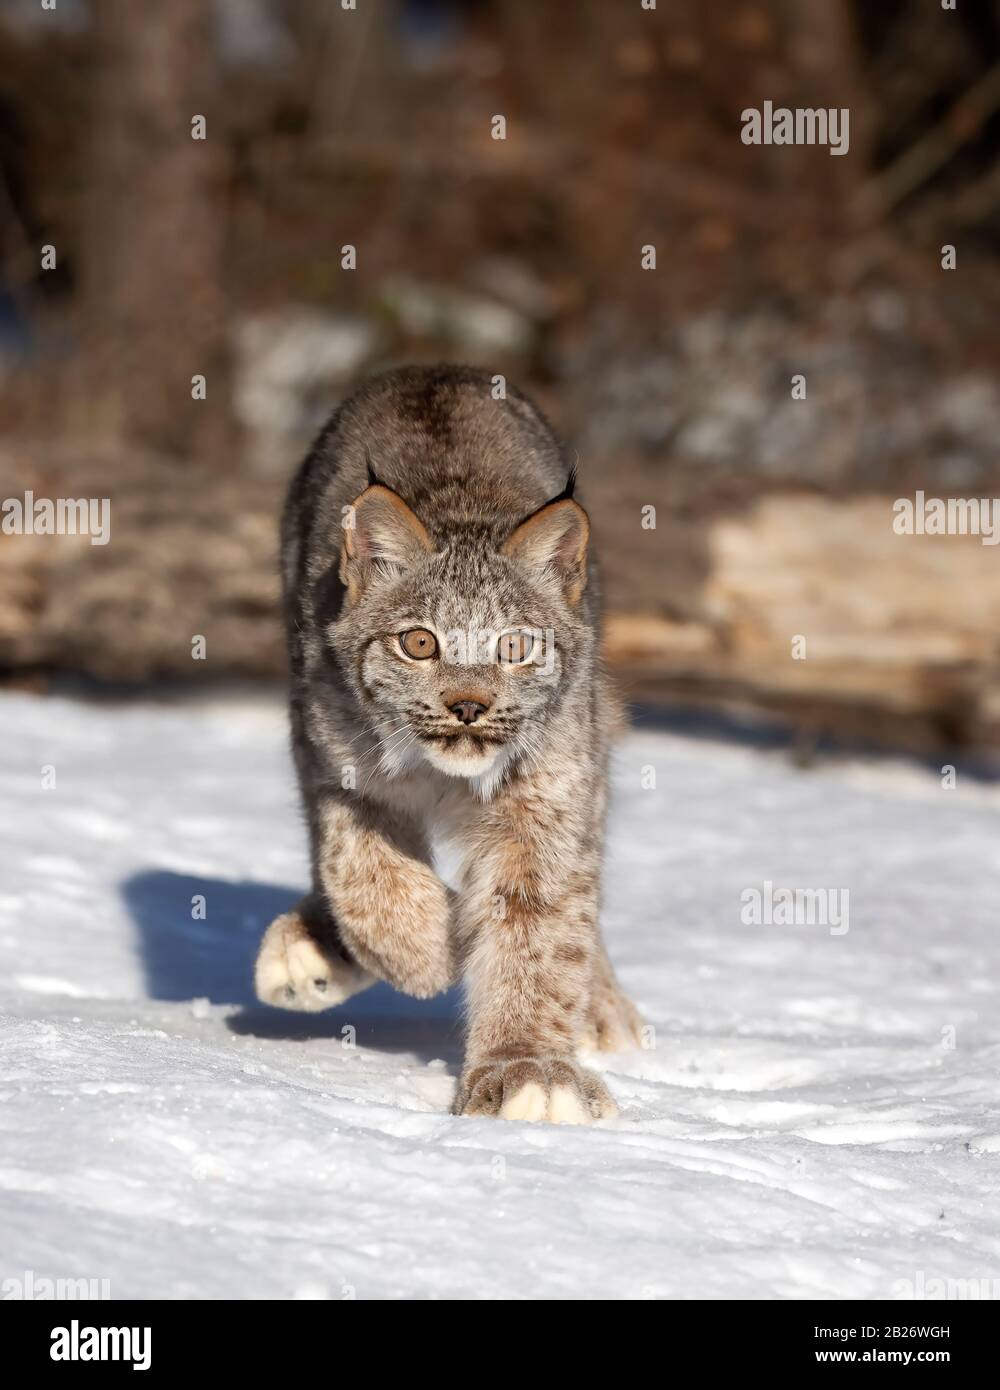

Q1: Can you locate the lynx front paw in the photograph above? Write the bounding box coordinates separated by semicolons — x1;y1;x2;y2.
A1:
255;910;374;1012
453;1055;617;1125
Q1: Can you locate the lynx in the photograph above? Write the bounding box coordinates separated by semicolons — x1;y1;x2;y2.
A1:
255;365;641;1123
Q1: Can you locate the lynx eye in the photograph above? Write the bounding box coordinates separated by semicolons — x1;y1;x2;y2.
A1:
399;628;438;660
498;629;536;666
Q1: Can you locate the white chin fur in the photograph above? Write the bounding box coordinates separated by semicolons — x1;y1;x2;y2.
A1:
422;741;502;779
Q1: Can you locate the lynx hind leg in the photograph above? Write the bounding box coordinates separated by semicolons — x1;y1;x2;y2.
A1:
255;898;374;1012
580;948;644;1052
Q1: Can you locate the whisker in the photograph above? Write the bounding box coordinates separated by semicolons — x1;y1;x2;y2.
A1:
353;719;411;766
360;723;414;798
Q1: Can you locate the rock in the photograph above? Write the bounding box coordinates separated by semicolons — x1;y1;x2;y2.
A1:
376;274;534;358
467;257;563;323
233;308;379;476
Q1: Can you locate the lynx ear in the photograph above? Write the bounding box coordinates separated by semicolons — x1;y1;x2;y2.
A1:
502;496;590;604
340;484;433;602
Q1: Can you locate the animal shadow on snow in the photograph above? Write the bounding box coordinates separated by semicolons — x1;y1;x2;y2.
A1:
121;869;463;1067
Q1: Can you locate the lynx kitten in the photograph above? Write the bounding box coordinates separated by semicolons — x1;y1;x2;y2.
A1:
255;366;641;1123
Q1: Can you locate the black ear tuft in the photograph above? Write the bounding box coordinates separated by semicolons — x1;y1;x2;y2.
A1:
509;463;584;534
550;464;577;504
365;449;381;489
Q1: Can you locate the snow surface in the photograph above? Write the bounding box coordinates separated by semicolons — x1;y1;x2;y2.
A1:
1;690;998;1301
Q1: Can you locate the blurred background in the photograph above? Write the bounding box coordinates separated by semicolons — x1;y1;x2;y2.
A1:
1;0;998;760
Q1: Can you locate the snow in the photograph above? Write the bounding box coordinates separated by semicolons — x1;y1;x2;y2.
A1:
1;690;998;1300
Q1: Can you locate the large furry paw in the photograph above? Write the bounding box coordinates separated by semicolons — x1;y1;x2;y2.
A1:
255;910;374;1012
453;1055;618;1125
580;984;644;1053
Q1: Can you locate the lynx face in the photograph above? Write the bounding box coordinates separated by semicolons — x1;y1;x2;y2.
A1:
330;483;591;787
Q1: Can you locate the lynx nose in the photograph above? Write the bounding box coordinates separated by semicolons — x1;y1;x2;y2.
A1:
448;698;490;725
